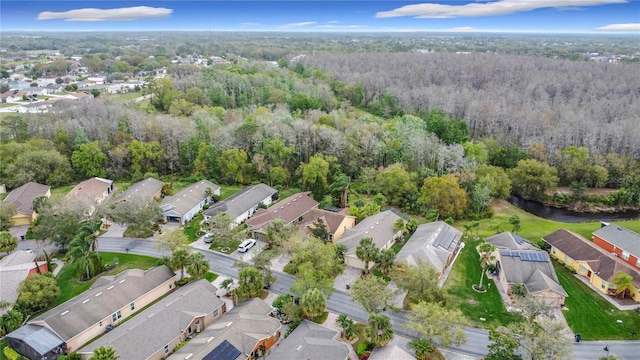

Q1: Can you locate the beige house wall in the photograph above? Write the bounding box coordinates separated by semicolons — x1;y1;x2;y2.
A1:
332;217;357;242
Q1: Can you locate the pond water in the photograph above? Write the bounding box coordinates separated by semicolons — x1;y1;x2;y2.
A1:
507;195;640;223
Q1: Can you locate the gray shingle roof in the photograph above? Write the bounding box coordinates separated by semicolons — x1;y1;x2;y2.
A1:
168;298;281;360
594;224;640;258
6;324;64;356
395;221;462;272
268;320;350;360
3;182;50;216
339;210;404;253
64;177;113;203
498;250;567;296
113;177;163;204
0;250;41;314
369;344;414;360
161;180;220;218
204;183;277;220
79;279;222;360
485;232;537;251
245;192;318;231
31;266;175;342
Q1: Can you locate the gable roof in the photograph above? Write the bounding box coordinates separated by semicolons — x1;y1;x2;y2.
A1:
79;280;222;360
395;221;462;271
498;250;567;297
543;229;640;288
204;183;277;220
245;192;319;231
369;344;414;360
0;250;41;314
338;210;404;252
268;320;350;360
161;180;220;217
64;177;113;203
485;232;537;251
594;224;640;258
6;324;64;356
168;298;281;360
113;177;163;204
31;265;175;342
300;208;356;235
3;182;50;216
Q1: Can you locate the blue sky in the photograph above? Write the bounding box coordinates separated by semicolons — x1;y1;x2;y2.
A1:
1;0;639;33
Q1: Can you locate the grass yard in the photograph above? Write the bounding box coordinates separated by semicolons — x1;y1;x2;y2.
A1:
49;184;75;202
53;252;160;307
444;238;523;328
183;213;205;242
554;261;640;340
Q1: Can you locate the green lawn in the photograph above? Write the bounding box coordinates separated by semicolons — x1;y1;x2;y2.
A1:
554;261;640;340
444;237;523;328
183;213;205;242
53;252;160;307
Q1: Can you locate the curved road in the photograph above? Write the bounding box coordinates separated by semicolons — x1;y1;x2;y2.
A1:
97;237;638;359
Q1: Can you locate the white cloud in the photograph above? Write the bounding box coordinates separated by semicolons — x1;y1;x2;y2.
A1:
449;26;478;32
280;21;317;28
241;22;261;27
376;0;627;19
38;6;172;22
595;23;640;31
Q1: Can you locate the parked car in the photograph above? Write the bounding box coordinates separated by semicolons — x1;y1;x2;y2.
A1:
203;233;214;243
238;238;256;253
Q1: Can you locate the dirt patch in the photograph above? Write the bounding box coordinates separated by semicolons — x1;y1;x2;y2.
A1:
467;299;477;305
554;187;617;196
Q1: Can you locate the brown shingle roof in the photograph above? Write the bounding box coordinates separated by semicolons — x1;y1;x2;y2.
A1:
301;208;355;235
245;192;318;231
3;182;50;216
543;229;640;287
65;177;113;203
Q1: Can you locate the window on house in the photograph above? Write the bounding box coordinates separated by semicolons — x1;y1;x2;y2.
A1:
601;281;606;289
130;302;135;311
214;308;219;317
164;345;169;354
112;313;117;322
636;258;640;267
622;251;630;260
552;249;556;254
579;266;586;274
564;255;569;263
116;310;121;320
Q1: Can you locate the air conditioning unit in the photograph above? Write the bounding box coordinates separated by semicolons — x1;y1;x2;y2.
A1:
611;253;618;257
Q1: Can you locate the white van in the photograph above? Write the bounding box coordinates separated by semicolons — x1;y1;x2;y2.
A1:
238;239;256;253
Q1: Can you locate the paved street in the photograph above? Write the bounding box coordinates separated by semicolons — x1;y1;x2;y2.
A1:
94;237;639;359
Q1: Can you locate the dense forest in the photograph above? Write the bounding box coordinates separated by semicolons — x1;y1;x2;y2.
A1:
1;33;640;222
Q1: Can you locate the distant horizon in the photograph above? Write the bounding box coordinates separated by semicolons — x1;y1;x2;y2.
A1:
1;1;639;34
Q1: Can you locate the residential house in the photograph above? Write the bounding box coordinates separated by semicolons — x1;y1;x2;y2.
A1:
168;298;281;360
485;232;538;251
161;180;220;224
24;87;49;96
64;177;114;216
245;192;319;242
69;92;94;100
593;223;640;270
113;177;163;204
0;250;48;315
3;182;50;226
543;229;640;301
338;209;407;270
78;280;225;360
395;221;463;280
0;90;27;103
369;345;414;360
5;324;65;360
86;75;107;84
496;249;567;307
268;320;350;360
7;265;176;358
14;101;51;113
299;208;357;242
203;183;278;225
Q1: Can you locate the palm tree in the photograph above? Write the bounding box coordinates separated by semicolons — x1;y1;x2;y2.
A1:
393;218;407;237
375;249;396;277
462;223;474;238
611;271;636;299
366;313;394;346
301;287;327;319
425;209;440;222
471;221;480;239
476;242;496;291
171;248;191;280
68;222;101;280
89;345;120;360
336;314;356;340
0;309;24;335
488;219;506;234
186;252;210;280
238;266;265;298
356;237;379;274
409;339;434;360
331;173;351;208
508;215;522;234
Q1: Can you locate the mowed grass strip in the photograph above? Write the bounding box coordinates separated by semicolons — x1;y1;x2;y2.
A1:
554;261;640;340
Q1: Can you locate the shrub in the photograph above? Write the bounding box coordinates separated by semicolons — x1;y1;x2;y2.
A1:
3;346;22;360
